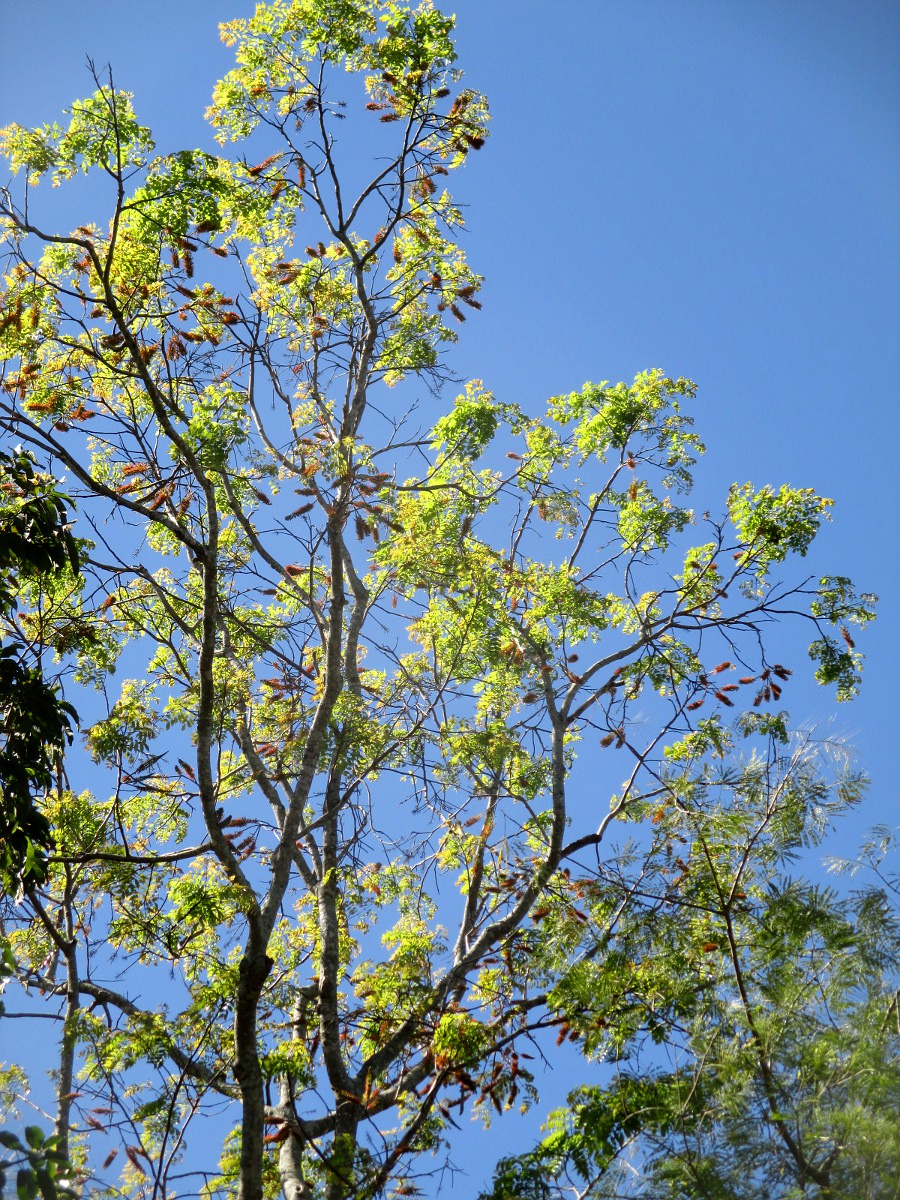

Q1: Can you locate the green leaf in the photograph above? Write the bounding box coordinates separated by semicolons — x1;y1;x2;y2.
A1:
17;1168;37;1200
22;1127;44;1151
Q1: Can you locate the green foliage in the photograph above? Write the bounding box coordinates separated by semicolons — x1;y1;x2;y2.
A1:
0;450;80;891
85;680;159;763
483;1079;676;1200
728;481;830;568
431;1010;492;1068
484;736;900;1200
0;1126;73;1200
0;88;154;185
432;381;500;461
807;576;877;700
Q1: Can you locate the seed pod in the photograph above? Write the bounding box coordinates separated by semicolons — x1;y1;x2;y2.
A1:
147;486;173;512
176;492;194;518
285;503;315;521
247;153;280;177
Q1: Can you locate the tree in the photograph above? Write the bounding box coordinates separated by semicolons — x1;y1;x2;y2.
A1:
482;740;900;1200
0;449;80;1197
0;3;878;1198
0;447;80;892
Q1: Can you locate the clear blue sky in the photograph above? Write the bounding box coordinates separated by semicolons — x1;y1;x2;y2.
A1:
1;0;898;1190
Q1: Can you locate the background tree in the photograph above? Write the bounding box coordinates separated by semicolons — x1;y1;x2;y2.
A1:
483;740;900;1200
0;447;79;892
0;3;878;1199
0;449;80;1199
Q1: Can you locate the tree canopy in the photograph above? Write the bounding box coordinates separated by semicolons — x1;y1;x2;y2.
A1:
0;3;890;1199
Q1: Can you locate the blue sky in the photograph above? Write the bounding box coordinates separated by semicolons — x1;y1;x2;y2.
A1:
1;0;898;1190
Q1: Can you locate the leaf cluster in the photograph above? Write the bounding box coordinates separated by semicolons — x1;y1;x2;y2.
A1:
0;449;80;891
